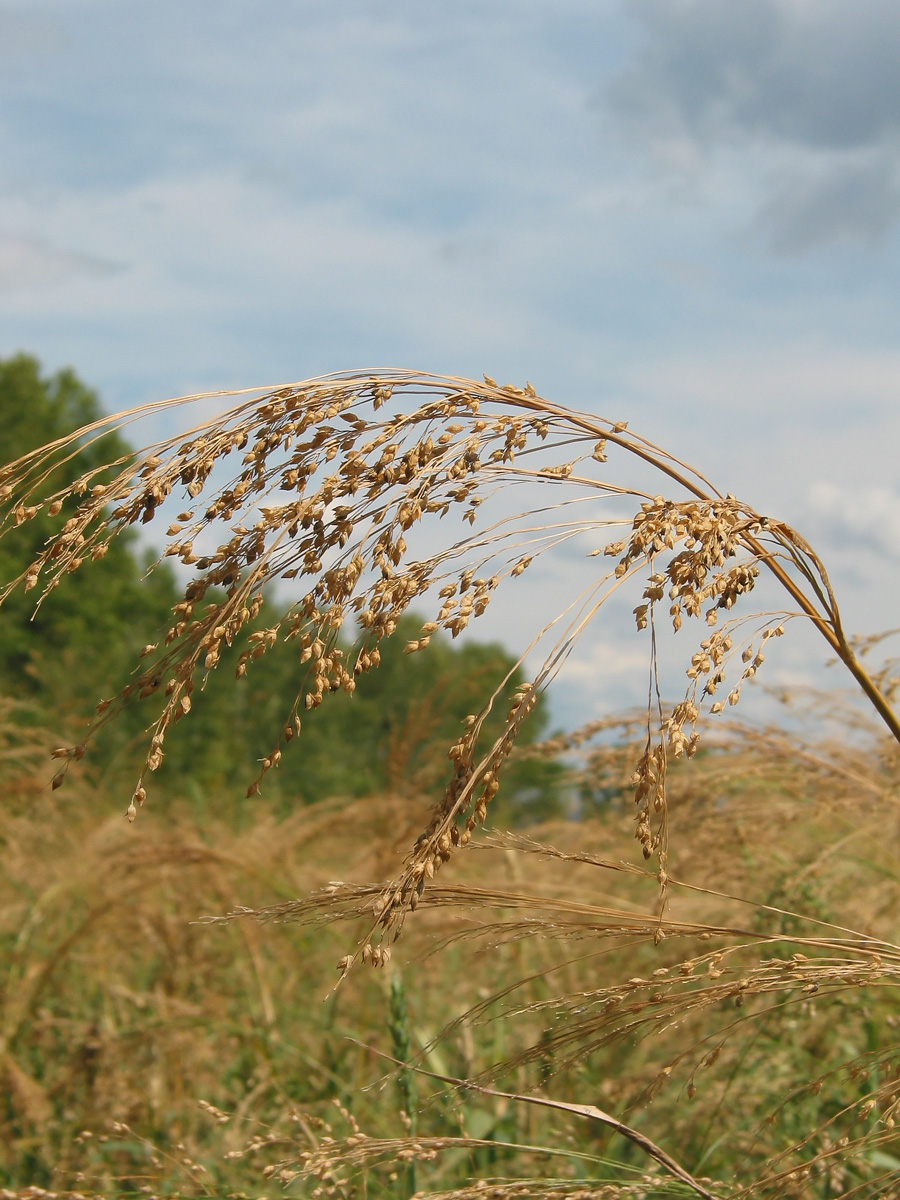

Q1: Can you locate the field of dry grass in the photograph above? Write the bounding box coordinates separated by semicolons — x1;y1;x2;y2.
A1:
2;679;899;1198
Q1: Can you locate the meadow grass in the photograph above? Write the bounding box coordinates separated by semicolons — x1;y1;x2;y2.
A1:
1;690;898;1197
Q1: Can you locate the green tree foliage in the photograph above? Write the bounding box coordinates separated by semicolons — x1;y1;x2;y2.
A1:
0;354;562;819
173;609;562;818
0;354;178;728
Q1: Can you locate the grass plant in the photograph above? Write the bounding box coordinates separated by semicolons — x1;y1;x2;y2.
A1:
0;372;898;1197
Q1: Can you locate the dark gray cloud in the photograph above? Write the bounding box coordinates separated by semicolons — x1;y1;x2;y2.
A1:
755;158;900;255
607;0;900;151
604;0;900;253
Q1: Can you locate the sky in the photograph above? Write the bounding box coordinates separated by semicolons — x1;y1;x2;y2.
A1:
1;0;899;729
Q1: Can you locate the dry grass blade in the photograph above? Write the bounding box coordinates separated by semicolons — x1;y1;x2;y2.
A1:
357;1045;722;1200
416;1187;719;1199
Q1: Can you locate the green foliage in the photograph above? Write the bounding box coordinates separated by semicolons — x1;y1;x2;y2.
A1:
389;972;419;1196
170;608;563;816
0;354;179;748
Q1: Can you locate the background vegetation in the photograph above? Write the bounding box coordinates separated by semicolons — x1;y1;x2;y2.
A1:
1;356;898;1199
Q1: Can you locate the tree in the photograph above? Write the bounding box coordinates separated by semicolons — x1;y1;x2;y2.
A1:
0;355;178;735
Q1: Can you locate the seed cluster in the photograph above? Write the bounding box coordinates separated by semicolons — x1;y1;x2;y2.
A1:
603;496;807;887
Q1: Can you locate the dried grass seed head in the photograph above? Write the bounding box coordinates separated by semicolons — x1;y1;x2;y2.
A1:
1;369;896;964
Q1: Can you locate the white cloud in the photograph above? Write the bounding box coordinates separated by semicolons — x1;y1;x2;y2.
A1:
0;232;123;291
551;634;649;715
627;347;900;416
806;481;900;561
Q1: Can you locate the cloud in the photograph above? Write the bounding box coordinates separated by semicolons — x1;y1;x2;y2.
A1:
0;10;68;62
0;233;124;291
806;480;900;562
552;634;647;703
603;0;900;252
754;158;900;255
625;346;900;426
607;0;900;153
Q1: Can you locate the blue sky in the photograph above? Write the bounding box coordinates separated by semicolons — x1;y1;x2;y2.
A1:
2;0;898;724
